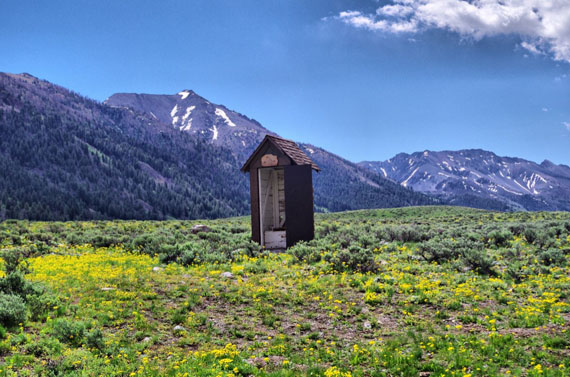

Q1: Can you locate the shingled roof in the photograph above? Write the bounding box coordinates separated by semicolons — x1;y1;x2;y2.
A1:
241;135;320;172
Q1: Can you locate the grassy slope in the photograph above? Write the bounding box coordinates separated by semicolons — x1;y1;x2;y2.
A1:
0;206;569;376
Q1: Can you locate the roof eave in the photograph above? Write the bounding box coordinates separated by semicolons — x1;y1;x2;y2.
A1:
241;134;320;173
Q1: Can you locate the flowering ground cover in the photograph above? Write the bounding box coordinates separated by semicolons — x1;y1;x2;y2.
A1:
0;206;569;376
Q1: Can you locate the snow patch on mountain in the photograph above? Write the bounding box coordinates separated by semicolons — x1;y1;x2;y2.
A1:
182;106;195;123
181;119;192;131
215;108;236;127
402;167;419;187
178;91;191;100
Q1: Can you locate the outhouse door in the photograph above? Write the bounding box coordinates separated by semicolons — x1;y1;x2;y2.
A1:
284;164;314;247
258;167;286;248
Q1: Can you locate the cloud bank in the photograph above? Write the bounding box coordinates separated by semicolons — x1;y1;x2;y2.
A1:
334;0;570;63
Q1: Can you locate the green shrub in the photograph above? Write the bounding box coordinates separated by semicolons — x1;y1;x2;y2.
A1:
384;226;423;243
508;223;526;236
178;249;198;266
316;222;339;238
86;328;105;350
52;319;86;347
324;246;378;273
506;261;527;283
487;229;512;247
416;238;458;263
0;270;35;297
26;292;61;321
535;231;556;249
23;337;64;357
462;248;495;275
0;248;29;274
158;244;183;264
0;293;26;327
289;241;320;264
201;252;228;265
131;233;171;256
538;248;566;267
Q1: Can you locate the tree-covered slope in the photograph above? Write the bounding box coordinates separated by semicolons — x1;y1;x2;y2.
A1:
0;72;442;220
0;73;250;220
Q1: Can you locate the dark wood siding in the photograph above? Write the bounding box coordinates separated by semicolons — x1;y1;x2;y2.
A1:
284;164;314;247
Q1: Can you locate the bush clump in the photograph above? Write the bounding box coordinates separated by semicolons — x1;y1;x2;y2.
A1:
86;328;105;350
324;246;378;273
487;229;512;247
52;319;86;347
462;248;496;275
538;248;566;267
384;226;424;243
0;293;27;328
416;238;459;263
289;242;320;264
523;228;538;244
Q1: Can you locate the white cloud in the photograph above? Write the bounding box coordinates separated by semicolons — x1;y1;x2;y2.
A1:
520;41;542;55
377;4;415;18
333;0;570;63
564;122;570;131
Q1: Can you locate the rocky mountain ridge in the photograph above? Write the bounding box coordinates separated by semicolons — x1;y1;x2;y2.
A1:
105;91;275;157
360;149;570;211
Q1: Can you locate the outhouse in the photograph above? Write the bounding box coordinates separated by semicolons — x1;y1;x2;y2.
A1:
241;135;320;249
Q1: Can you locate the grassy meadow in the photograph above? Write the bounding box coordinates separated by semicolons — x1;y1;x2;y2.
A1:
0;206;569;376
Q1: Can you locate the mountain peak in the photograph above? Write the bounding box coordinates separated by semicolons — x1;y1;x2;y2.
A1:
176;89;197;100
105;89;272;154
2;72;39;83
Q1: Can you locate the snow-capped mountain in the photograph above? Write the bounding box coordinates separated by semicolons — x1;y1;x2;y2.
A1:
360;150;570;211
105;90;275;155
105;89;436;212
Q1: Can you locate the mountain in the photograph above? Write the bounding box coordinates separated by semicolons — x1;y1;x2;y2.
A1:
106;89;437;213
105;91;273;157
300;144;438;212
0;72;435;220
0;72;250;220
359;149;570;211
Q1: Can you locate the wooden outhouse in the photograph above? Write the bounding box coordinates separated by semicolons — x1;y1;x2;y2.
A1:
241;135;320;249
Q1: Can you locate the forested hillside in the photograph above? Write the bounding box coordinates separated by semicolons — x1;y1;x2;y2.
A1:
0;73;250;220
0;73;437;220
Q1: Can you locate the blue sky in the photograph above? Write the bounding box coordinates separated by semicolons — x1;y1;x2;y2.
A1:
1;0;570;165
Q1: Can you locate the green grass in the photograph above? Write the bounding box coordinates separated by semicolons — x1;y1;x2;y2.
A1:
0;206;569;376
